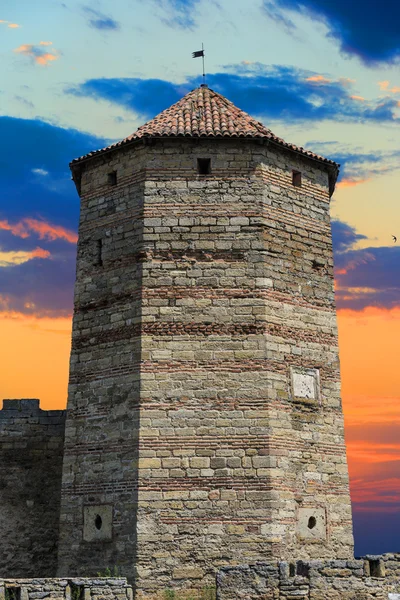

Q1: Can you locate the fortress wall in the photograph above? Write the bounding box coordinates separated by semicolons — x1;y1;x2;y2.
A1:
0;399;66;577
217;555;400;599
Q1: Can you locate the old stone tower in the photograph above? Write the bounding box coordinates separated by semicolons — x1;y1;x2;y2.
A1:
57;85;354;594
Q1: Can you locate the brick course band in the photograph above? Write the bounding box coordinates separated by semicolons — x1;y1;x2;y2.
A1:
76;287;337;313
71;321;337;350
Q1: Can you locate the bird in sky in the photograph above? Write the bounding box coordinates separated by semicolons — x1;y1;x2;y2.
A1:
392;235;397;242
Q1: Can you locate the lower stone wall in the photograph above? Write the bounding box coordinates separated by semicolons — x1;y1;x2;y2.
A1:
0;399;66;577
216;555;400;599
0;579;132;600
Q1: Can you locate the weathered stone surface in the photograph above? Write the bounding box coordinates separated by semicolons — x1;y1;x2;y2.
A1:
0;399;66;577
0;579;131;600
217;556;400;600
56;133;353;596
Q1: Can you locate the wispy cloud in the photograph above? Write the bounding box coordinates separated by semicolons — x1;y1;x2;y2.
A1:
14;41;60;66
263;0;400;66
0;247;50;268
0;218;78;244
14;95;35;109
377;80;400;94
152;0;201;29
305;74;331;84
83;6;120;31
0;20;21;28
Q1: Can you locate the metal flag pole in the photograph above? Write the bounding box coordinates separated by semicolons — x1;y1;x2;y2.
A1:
201;42;205;86
192;44;206;87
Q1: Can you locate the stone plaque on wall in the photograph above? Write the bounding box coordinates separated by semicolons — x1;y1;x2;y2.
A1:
297;507;326;541
290;367;320;402
83;505;113;542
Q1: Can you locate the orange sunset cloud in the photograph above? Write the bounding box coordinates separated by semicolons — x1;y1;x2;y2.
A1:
378;80;400;94
14;42;59;66
0;247;50;267
336;178;371;188
0;218;78;243
306;75;331;84
0;20;21;28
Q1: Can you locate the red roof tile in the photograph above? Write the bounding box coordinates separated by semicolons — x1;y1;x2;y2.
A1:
71;85;339;168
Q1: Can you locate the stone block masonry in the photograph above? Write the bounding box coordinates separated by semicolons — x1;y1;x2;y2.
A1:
216;554;400;599
0;578;132;600
0;399;66;577
58;133;353;596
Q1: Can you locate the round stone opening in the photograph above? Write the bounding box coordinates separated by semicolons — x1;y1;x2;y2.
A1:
308;516;317;529
95;514;102;530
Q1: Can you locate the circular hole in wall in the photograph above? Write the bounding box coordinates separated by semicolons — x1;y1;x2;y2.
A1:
95;514;103;530
308;516;317;529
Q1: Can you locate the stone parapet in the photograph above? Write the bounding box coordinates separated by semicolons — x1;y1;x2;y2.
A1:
0;578;132;600
216;555;400;599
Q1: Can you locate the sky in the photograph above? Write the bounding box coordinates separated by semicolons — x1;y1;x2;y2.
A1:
0;0;399;557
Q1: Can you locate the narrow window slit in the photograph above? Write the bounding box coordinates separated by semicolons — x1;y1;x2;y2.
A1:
107;171;117;186
95;514;103;530
197;158;211;175
96;239;103;266
292;170;302;187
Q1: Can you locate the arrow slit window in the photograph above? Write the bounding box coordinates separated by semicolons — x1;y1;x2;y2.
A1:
292;170;302;187
197;158;211;175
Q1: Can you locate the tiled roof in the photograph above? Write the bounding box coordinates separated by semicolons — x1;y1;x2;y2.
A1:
71;85;339;168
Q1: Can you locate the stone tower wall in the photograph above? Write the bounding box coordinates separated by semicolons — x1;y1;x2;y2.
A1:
58;138;353;595
0;399;66;577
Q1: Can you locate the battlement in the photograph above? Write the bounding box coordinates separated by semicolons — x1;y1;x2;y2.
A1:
0;398;66;423
1;398;41;412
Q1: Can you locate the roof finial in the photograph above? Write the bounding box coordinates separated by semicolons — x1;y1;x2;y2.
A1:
192;43;207;88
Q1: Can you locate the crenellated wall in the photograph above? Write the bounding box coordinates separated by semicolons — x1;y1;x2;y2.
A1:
0;577;132;600
217;555;400;599
0;399;66;577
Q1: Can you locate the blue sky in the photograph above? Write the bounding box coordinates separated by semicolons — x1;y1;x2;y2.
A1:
1;0;400;556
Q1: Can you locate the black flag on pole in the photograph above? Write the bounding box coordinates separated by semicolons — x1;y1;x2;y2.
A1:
193;44;206;86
